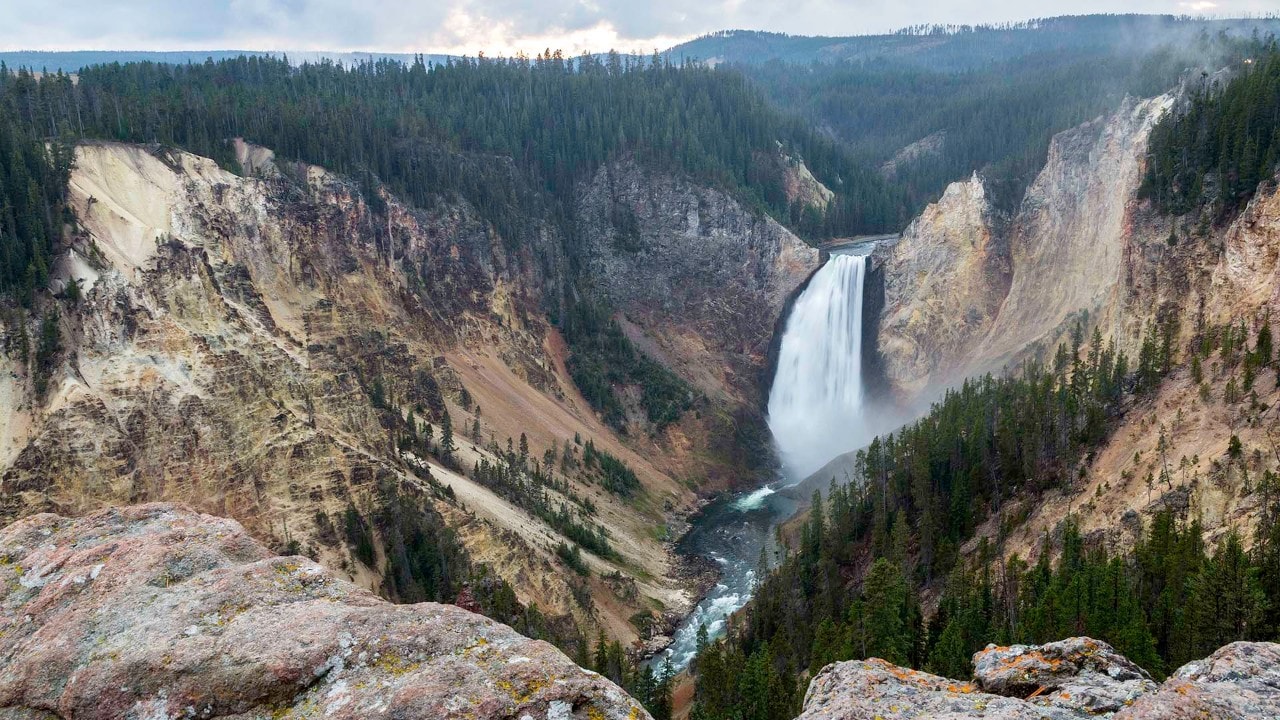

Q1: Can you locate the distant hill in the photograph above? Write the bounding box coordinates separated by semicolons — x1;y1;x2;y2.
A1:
668;15;1280;71
663;15;1279;214
0;50;454;73
13;15;1278;76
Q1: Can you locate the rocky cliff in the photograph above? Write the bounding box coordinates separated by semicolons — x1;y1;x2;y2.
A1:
0;141;818;648
876;95;1173;393
975;94;1174;369
868;90;1280;565
967;175;1280;567
0;503;650;720
877;173;1004;396
880;89;1277;396
575;159;820;485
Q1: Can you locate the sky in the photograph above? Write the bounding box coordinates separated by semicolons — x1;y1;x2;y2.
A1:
1;0;1276;56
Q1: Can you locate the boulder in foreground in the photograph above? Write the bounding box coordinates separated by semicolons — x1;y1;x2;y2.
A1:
1114;641;1280;719
973;637;1156;716
800;658;1073;719
798;636;1280;720
0;503;650;720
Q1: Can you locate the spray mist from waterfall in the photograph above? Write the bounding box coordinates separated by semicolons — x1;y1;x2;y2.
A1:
768;252;874;481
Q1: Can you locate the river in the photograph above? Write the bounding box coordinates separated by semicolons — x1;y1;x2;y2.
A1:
648;480;798;671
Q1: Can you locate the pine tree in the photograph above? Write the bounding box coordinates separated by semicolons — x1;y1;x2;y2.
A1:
1192;532;1265;655
440;408;456;458
925;616;971;679
858;558;911;665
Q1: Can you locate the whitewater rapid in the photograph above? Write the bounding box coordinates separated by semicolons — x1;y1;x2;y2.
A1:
767;252;869;480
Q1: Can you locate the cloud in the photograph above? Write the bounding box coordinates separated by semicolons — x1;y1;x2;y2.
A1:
0;0;1273;54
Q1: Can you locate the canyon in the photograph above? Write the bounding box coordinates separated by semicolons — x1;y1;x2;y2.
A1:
3;30;1280;720
0;140;819;653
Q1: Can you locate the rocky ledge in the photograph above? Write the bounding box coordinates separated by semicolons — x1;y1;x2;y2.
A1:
0;504;650;720
799;636;1280;720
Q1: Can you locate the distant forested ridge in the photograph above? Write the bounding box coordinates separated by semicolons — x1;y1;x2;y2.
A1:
739;52;1182;211
671;16;1280;71
726;28;1270;212
0;52;905;253
0;50;455;74
1142;43;1280;220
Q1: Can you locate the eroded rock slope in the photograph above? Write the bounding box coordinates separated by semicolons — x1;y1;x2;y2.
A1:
876;95;1174;393
0;140;819;646
870;89;1280;565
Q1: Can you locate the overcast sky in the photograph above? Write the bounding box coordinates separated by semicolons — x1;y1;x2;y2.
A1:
1;0;1275;56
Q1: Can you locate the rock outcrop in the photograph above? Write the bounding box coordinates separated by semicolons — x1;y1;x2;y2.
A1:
796;637;1280;720
877;173;1005;396
0;503;650;720
972;638;1156;716
974;95;1174;369
800;658;1058;720
1118;641;1280;719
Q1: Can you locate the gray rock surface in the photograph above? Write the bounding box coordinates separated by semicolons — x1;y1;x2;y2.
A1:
973;638;1156;716
577;158;819;404
799;658;1079;720
798;637;1280;720
1114;641;1280;719
0;504;650;720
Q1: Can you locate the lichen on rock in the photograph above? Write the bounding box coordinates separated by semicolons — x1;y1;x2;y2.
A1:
797;636;1280;720
0;504;650;720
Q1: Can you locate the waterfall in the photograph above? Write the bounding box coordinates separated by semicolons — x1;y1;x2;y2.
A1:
768;253;870;480
651;251;875;674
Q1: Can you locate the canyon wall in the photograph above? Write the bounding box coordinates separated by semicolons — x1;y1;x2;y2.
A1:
575;160;821;485
0;141;819;647
876;172;1004;396
577;159;819;409
873;92;1280;563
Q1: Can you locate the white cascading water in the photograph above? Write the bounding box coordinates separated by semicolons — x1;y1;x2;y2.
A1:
651;252;874;673
650;252;876;673
768;253;868;480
